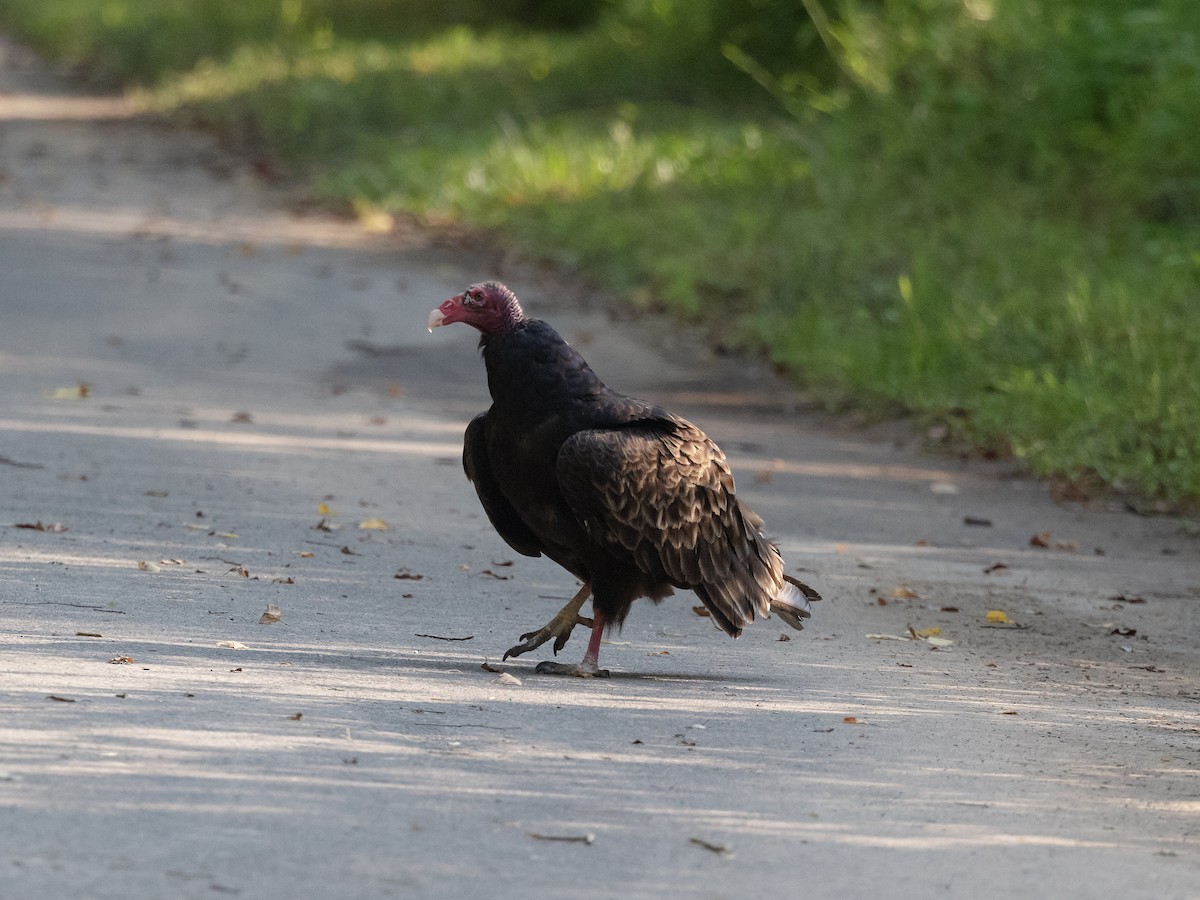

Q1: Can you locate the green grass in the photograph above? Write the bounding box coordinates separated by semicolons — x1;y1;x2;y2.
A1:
3;0;1199;503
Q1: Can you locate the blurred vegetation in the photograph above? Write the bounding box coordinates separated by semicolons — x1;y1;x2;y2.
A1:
3;0;1199;503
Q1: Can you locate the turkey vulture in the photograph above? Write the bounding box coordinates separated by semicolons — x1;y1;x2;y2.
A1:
428;281;820;676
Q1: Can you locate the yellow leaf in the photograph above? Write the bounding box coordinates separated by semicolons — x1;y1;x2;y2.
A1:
317;502;331;515
912;626;942;638
358;517;390;531
216;531;239;539
297;551;315;558
46;383;91;400
890;587;920;600
360;208;395;234
986;610;1010;624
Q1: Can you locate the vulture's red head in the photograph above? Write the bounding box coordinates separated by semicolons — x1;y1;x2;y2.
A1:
427;281;525;336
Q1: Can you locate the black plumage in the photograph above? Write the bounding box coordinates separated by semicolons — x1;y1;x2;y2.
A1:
429;281;819;675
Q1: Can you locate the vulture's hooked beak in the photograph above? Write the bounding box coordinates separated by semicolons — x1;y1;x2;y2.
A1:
426;295;461;332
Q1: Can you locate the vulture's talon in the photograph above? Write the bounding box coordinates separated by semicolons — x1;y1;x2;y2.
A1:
503;611;592;661
502;584;593;662
535;660;610;678
553;616;592;655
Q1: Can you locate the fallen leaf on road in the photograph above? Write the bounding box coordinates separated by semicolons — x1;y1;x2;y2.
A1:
494;672;522;686
1001;710;1019;715
317;502;332;515
843;716;859;724
910;626;942;638
925;636;955;647
778;633;791;641
479;568;511;580
314;518;339;532
46;383;91;400
866;633;910;641
228;566;250;578
1109;627;1137;637
109;656;135;664
15;521;68;532
394;569;423;580
983;562;1009;574
1113;593;1147;604
986;610;1011;624
216;532;239;540
297;551;315;558
47;695;76;702
76;631;102;638
890;587;920;600
689;837;733;857
137;560;161;572
480;660;503;673
258;603;282;624
358;517;390;531
692;605;710;617
1030;532;1079;551
216;640;249;650
360;209;395;234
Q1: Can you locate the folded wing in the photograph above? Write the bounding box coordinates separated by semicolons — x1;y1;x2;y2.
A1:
555;415;785;636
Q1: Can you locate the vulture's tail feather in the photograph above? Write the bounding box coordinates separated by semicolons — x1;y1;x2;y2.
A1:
771;575;822;631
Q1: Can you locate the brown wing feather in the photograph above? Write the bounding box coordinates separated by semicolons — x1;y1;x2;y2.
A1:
555;416;786;636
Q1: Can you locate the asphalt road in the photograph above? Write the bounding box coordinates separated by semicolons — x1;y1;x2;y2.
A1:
1;34;1198;900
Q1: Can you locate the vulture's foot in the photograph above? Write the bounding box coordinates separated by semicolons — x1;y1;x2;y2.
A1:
534;660;610;678
502;583;593;661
